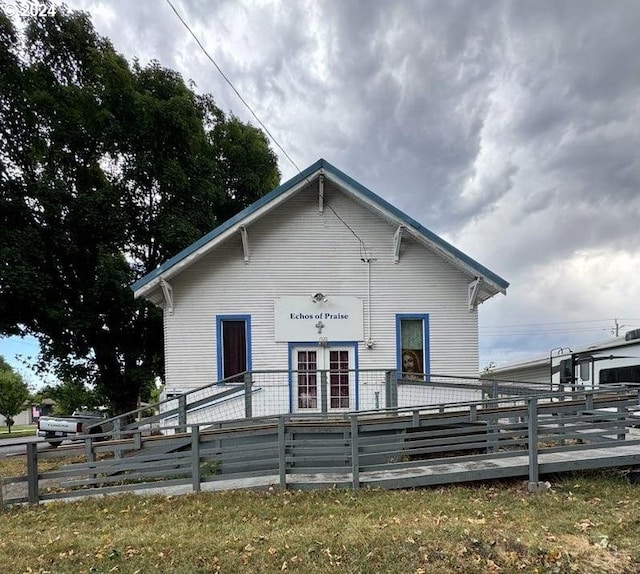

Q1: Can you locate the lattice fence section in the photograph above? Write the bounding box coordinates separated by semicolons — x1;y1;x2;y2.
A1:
399;375;551;408
246;371;290;417
357;370;392;411
158;383;248;432
149;371;554;432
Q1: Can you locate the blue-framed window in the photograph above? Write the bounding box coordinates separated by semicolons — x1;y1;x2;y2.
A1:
216;315;252;381
395;314;430;379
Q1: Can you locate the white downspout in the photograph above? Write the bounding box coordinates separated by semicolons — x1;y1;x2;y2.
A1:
364;257;374;348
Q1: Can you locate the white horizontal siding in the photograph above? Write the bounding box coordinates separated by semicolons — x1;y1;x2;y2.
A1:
489;364;550;384
163;182;479;390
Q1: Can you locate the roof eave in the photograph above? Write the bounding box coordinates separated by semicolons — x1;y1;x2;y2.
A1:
132;161;325;299
321;164;509;296
132;158;509;301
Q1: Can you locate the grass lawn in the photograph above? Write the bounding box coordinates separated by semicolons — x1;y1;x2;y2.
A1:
1;467;639;573
0;424;36;439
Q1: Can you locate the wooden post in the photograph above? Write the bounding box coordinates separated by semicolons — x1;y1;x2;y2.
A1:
84;436;96;487
385;370;397;410
244;373;253;419
556;383;566;446
617;405;626;442
351;416;359;490
113;418;123;459
278;417;287;490
133;430;142;451
114;416;123;440
178;395;187;433
191;425;201;492
491;380;499;402
26;442;39;505
585;392;594;412
527;398;539;490
320;370;328;414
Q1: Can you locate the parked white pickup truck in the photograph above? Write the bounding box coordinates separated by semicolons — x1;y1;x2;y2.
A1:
36;411;110;447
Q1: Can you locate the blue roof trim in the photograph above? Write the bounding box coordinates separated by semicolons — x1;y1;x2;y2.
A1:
130;159;324;293
131;158;509;293
322;161;510;290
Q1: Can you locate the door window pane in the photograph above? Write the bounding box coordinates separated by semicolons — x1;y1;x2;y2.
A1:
329;350;349;408
297;351;318;408
579;361;590;381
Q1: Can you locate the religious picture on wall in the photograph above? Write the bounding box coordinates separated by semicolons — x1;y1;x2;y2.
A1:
402;349;423;379
400;318;424;380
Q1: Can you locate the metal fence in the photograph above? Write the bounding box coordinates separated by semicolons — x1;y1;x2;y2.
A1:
2;385;639;506
89;370;555;438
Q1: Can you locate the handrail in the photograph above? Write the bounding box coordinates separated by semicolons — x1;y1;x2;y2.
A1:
88;369;640;439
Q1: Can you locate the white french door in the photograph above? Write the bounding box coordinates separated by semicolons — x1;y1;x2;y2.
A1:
292;346;355;413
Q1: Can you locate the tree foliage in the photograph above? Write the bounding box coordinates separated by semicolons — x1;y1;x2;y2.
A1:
0;357;30;430
0;7;280;413
37;379;101;416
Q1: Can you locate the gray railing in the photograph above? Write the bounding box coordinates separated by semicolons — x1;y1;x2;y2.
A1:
92;370;554;439
2;385;639;506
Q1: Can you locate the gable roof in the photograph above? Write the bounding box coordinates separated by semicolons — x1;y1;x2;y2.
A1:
131;158;509;301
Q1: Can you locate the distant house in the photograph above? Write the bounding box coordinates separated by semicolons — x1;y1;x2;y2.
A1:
132;159;509;414
11;407;34;426
6;402;38;426
483;356;550;385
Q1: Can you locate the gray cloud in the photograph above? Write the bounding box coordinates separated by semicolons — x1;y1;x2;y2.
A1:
54;0;640;369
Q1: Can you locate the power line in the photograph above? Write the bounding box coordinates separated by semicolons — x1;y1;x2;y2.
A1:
325;203;369;259
165;0;371;258
481;326;616;334
480;318;632;329
480;328;614;338
164;0;301;173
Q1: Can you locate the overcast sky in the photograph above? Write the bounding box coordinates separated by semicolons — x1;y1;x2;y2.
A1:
1;0;639;384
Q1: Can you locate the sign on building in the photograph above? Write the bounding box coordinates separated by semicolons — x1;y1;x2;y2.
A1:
274;296;364;342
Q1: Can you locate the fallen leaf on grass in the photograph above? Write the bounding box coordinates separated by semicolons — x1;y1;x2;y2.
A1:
576;519;595;531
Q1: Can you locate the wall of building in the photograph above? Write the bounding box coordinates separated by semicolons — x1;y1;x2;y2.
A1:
487;363;550;385
162;182;479;391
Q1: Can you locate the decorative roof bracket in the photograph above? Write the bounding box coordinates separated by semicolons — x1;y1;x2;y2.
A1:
160;279;174;315
468;277;482;311
241;225;249;263
393;225;404;263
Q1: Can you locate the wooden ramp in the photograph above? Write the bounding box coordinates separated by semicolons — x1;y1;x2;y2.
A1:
3;389;640;505
60;433;640;500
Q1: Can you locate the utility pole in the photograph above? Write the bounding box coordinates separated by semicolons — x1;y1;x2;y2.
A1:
613;318;625;337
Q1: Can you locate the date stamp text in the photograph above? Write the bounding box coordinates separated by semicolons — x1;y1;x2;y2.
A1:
1;0;57;18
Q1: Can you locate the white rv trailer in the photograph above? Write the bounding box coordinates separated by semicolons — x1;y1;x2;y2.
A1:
551;329;640;390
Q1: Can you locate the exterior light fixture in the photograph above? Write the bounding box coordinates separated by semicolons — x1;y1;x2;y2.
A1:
311;293;328;303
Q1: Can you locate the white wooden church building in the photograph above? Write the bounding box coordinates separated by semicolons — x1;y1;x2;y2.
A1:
132;159;509;417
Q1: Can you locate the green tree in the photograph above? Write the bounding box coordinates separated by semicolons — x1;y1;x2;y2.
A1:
36;379;101;416
0;358;30;431
0;7;279;413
